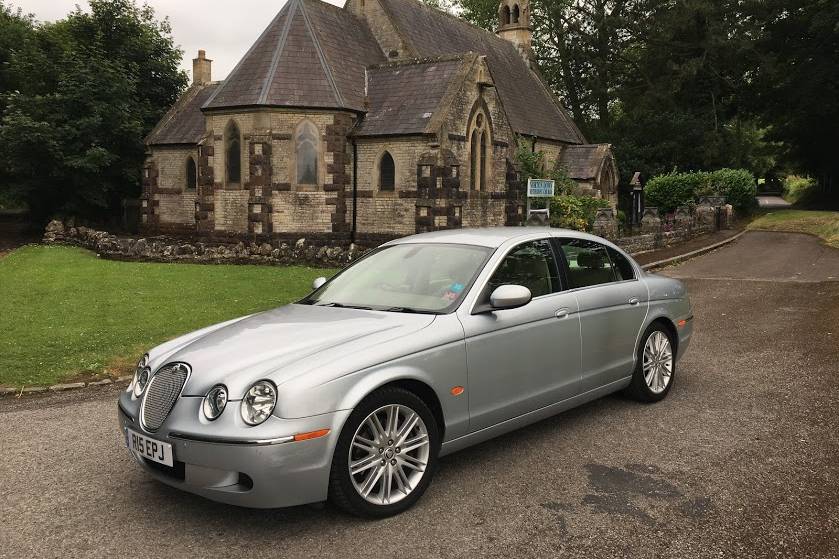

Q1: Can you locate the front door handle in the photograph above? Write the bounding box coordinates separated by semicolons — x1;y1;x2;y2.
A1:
555;308;569;319
628;297;640;306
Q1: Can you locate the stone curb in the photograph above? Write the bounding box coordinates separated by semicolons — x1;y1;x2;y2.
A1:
642;231;747;271
0;375;133;398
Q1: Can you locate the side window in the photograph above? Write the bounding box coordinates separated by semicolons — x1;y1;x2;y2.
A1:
560;239;617;289
607;247;635;281
486;239;560;298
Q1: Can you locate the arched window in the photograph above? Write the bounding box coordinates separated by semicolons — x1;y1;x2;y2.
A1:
469;109;492;191
379;151;395;191
225;120;241;185
296;120;319;185
501;5;511;25
186;156;197;190
470;130;479;190
480;131;488;191
512;4;520;23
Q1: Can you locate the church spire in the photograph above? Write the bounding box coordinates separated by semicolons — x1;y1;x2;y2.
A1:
496;0;532;63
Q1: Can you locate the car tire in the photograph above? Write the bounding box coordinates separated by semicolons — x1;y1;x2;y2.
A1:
328;386;440;518
626;322;676;402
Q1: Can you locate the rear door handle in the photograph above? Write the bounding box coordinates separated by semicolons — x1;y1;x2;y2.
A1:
555;308;569;319
628;297;640;305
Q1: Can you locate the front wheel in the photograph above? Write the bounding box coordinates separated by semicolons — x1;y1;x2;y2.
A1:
626;323;676;402
328;387;440;517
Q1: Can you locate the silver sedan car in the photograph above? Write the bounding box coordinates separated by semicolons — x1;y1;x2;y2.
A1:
118;227;693;517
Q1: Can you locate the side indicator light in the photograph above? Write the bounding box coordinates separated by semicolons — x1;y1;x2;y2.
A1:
451;386;465;396
677;319;687;328
293;429;330;442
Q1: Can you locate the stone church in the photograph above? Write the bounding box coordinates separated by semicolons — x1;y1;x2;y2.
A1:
142;0;619;242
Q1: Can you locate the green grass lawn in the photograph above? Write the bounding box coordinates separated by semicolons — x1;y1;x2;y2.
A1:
748;210;839;249
0;245;336;388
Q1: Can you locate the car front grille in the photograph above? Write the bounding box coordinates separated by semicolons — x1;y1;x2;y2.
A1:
141;363;189;432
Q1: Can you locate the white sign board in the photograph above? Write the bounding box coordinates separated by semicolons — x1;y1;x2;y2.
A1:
527;178;555;198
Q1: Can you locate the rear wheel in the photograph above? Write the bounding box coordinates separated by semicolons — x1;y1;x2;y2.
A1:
626;323;675;402
328;387;440;517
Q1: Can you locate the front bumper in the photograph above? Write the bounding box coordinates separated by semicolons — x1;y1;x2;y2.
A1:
118;391;351;508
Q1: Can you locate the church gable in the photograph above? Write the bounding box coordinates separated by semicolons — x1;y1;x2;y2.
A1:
371;0;585;144
204;0;384;112
353;56;469;137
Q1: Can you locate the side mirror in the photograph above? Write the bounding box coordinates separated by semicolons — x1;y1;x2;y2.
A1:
489;284;532;310
312;277;327;290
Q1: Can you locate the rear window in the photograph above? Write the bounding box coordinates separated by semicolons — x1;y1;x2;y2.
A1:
559;239;617;289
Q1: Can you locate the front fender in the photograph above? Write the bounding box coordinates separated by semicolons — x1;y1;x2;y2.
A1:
275;316;469;441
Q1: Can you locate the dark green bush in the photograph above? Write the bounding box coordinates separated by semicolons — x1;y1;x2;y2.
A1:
645;169;756;213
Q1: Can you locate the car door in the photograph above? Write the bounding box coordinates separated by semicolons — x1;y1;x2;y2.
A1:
458;238;583;432
556;238;648;393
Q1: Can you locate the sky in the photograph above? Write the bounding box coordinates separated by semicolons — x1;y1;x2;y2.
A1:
10;0;344;82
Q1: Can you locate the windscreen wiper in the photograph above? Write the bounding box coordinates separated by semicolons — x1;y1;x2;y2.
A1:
315;302;374;310
382;306;439;315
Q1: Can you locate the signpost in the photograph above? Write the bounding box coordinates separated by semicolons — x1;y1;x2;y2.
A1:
526;178;555;225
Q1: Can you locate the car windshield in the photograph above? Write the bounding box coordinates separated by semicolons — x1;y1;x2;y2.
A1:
300;243;492;313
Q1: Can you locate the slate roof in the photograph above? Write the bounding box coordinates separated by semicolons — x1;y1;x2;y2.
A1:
376;0;585;143
559;144;613;179
145;82;218;146
203;0;384;111
353;58;466;136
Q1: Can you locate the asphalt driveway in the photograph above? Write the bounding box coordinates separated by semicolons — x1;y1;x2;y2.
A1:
1;231;837;558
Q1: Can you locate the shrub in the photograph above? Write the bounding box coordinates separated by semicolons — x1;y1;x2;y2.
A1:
645;169;756;213
711;168;757;212
644;171;710;213
783;175;816;205
549;195;611;231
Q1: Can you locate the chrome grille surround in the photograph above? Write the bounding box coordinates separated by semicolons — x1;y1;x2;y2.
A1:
140;363;190;432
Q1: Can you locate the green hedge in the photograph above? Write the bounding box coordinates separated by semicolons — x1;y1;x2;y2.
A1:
549;195;612;231
645;169;757;213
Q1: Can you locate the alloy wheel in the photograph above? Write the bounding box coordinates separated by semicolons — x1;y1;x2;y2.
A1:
643;331;673;394
348;404;430;505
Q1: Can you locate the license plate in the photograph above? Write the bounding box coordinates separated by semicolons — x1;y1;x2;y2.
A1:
125;428;173;467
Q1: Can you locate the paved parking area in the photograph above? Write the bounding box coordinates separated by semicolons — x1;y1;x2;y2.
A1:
1;231;837;558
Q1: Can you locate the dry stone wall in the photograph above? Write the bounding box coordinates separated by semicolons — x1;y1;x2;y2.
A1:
43;220;371;268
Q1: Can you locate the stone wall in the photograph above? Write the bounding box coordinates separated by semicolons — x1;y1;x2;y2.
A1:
272;191;333;233
214;190;249;233
43;220;370;268
142;146;199;231
354;137;433;236
155;192;197;227
592;203;732;255
44;201;732;272
533;139;564;173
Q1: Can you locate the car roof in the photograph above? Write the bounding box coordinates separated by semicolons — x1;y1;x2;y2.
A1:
384;227;608;249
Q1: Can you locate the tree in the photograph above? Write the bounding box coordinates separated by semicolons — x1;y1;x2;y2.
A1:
0;0;187;222
454;0;784;184
746;0;839;201
455;0;497;30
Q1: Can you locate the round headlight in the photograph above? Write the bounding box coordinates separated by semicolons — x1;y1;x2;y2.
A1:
240;381;277;426
203;385;228;420
129;354;149;393
133;366;150;397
